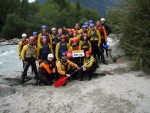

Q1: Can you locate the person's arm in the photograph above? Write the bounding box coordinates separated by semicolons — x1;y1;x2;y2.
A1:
37;33;42;46
68;38;72;47
21;45;28;61
78;41;82;50
102;27;107;42
84;56;95;68
96;30;101;46
18;41;22;56
37;44;41;61
48;34;53;46
55;43;60;60
56;61;66;75
88;41;92;52
49;44;54;54
67;60;78;68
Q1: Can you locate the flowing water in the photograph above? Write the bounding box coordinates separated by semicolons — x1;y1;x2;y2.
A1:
0;45;22;75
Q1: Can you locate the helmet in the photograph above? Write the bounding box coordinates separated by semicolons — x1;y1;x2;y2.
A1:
60;35;66;39
51;28;56;31
22;33;27;37
42;35;47;38
84;22;89;25
47;54;54;58
103;44;108;49
72;38;78;43
82;25;86;29
101;18;105;21
29;36;35;41
68;29;73;33
89;20;93;23
85;51;91;55
32;32;37;35
61;52;66;56
41;25;47;29
90;23;95;28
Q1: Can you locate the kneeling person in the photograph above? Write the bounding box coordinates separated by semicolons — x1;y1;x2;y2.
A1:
56;53;80;81
81;51;97;81
38;54;56;86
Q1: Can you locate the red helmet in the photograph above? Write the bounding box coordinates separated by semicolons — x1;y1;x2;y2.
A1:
68;29;73;33
60;35;66;39
85;51;91;55
72;37;78;43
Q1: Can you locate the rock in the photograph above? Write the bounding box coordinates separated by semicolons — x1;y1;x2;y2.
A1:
0;38;20;45
0;84;16;98
135;71;146;77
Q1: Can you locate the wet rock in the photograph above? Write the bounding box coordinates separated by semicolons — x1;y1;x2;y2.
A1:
0;84;16;98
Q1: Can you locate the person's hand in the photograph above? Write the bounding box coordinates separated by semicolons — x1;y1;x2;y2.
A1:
66;74;71;77
53;69;56;73
39;59;42;63
83;67;86;71
77;66;80;70
23;61;28;65
19;56;21;60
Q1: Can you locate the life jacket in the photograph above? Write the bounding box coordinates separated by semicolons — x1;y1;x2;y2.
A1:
25;44;36;59
98;27;104;37
72;44;79;50
59;42;67;56
89;30;98;41
81;40;89;52
40;33;50;44
52;34;59;45
40;44;50;59
21;40;28;50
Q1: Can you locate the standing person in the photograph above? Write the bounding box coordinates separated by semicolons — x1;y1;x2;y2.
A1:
100;18;112;36
51;28;59;59
55;35;69;60
18;33;28;69
37;36;53;64
80;25;88;41
21;36;38;85
80;51;96;81
96;21;108;64
37;25;52;46
88;23;101;61
79;33;92;53
38;54;56;86
57;28;63;42
32;31;38;47
56;52;80;83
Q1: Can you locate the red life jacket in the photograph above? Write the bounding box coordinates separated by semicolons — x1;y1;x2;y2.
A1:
21;40;28;50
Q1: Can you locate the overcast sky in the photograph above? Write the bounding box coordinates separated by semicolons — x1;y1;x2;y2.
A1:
28;0;35;3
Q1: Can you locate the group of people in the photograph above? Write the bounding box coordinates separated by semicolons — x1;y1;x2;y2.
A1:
18;18;111;86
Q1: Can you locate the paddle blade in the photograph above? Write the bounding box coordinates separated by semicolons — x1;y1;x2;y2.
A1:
54;77;67;87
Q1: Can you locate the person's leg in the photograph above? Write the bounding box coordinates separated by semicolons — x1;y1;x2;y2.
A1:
31;61;39;85
22;63;30;84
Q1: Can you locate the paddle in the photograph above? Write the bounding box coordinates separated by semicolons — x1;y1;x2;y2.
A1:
54;59;94;87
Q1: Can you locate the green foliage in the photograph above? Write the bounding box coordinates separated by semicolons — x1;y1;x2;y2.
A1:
0;0;99;39
106;0;150;72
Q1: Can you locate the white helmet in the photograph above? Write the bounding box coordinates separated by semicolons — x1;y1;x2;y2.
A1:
101;18;105;21
51;28;56;31
47;54;54;58
22;33;27;37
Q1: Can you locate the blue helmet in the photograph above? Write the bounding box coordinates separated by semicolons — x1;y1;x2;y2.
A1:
84;22;89;25
42;35;47;38
103;44;108;49
41;25;47;29
82;25;87;29
32;32;37;35
89;23;95;28
89;20;93;23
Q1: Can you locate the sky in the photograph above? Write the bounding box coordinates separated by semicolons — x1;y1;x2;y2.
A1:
28;0;35;3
